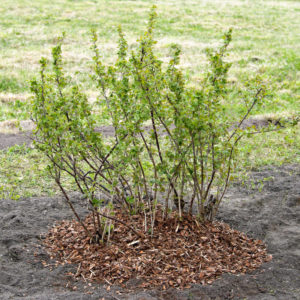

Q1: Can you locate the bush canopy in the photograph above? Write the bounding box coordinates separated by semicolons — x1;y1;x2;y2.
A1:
31;7;265;243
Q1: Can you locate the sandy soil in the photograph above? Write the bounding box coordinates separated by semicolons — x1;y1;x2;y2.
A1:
0;132;299;300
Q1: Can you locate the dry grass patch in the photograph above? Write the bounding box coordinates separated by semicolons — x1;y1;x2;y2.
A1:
0;93;31;103
0;119;35;133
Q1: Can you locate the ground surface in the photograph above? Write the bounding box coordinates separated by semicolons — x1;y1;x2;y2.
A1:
0;132;32;149
0;133;300;299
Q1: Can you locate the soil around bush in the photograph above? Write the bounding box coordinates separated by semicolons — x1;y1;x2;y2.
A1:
43;209;271;290
0;133;300;299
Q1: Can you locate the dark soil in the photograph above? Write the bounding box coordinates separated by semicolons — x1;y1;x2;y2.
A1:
0;132;32;150
0;132;300;299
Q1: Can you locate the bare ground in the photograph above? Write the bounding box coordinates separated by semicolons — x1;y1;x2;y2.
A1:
0;132;300;300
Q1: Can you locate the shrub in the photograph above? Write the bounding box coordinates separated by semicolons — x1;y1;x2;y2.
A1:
31;6;265;243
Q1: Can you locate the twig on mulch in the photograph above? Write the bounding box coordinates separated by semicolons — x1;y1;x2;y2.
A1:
43;208;272;290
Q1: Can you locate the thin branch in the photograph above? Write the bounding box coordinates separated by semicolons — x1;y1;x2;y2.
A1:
228;88;262;141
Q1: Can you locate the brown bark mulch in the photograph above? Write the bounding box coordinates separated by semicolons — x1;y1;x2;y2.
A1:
43;208;272;290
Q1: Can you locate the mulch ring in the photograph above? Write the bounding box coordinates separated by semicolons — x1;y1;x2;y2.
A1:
42;208;272;290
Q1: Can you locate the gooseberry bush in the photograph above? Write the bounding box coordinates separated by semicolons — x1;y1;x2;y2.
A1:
31;7;265;243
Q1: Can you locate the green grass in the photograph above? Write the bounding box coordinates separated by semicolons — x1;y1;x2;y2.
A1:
0;0;299;117
0;144;76;199
0;144;54;198
238;125;300;169
0;98;31;121
0;0;299;197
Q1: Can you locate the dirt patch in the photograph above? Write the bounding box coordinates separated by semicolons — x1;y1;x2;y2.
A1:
0;132;32;150
0;162;300;299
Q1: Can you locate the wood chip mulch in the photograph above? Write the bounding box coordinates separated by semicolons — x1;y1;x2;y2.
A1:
42;208;272;290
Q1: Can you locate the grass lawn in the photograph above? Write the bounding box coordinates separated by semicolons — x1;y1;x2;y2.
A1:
0;0;299;197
